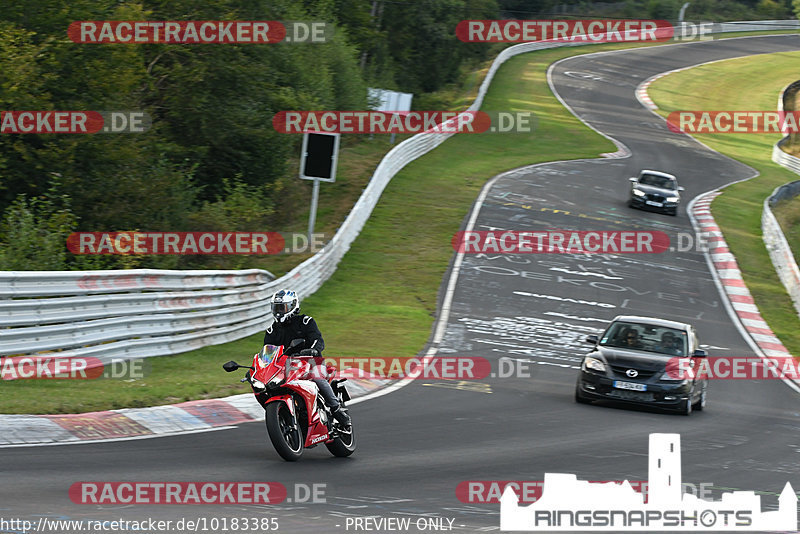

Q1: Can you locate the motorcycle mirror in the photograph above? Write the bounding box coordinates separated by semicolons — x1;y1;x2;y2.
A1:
290;338;305;347
223;361;240;372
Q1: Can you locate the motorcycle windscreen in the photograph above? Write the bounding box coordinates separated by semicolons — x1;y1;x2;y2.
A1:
259;344;282;366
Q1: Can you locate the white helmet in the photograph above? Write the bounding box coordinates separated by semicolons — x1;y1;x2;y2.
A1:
271;289;299;323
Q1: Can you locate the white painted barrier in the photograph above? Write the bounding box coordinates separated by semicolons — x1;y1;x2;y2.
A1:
765;83;800;318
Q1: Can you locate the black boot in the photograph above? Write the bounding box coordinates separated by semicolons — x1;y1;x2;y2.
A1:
331;406;351;427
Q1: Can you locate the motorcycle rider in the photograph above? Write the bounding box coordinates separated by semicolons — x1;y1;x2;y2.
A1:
263;289;351;428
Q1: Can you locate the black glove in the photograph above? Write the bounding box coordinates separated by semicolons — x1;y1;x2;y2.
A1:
299;348;319;357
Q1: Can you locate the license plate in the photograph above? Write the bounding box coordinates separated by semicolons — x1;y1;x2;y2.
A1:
614;381;647;391
645;200;663;207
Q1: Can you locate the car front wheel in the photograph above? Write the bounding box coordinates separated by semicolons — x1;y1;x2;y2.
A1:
575;385;591;404
693;386;707;411
682;396;692;416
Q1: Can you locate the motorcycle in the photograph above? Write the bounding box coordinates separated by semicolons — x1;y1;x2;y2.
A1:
223;339;356;461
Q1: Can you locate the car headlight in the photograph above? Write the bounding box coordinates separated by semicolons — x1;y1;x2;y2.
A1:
632;189;645;197
659;372;687;382
665;196;679;202
582;356;606;373
660;359;693;381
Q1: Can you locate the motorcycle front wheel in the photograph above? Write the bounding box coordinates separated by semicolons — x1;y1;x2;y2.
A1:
265;402;303;461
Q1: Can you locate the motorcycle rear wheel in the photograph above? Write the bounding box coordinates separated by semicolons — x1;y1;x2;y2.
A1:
325;419;356;457
266;402;303;461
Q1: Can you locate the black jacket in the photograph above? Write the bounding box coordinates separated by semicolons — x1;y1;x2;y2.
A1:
263;314;325;362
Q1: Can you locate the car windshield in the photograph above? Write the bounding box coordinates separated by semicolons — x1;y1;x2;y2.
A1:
259;344;282;365
639;174;676;190
599;322;687;356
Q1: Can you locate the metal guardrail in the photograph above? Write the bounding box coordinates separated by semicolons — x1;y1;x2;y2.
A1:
3;20;798;369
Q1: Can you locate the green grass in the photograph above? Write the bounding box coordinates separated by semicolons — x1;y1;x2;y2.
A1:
648;51;800;355
5;31;799;414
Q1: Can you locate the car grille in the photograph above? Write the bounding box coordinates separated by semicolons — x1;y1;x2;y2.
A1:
610;365;657;380
645;193;666;202
607;390;655;402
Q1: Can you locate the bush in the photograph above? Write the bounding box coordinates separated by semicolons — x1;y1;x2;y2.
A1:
0;184;77;270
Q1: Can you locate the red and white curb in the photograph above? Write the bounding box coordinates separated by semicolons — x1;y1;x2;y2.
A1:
0;374;388;447
640;61;797;391
636;65;704;111
692;193;797;372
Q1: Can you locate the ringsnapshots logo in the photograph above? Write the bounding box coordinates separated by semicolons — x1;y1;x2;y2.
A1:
500;434;797;531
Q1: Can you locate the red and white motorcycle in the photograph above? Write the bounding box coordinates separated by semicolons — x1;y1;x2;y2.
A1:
223;340;355;461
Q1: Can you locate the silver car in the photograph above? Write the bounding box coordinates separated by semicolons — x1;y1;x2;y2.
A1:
628;170;684;216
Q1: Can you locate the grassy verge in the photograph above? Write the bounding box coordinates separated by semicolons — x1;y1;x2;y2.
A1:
648;51;800;355
4;31;799;414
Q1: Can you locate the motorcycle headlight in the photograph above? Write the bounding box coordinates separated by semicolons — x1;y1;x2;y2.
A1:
582;356;606;373
251;379;266;391
633;189;646;197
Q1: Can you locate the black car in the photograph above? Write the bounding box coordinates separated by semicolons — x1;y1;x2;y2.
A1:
574;315;708;415
628;170;683;216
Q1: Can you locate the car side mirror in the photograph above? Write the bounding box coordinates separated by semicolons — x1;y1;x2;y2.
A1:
586;334;599;345
678;186;685;191
628;177;637;183
223;361;240;372
693;349;707;357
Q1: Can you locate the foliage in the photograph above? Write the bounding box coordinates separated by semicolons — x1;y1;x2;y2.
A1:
0;0;793;270
0;180;77;270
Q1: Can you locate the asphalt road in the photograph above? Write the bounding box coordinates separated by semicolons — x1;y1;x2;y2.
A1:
3;34;800;534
